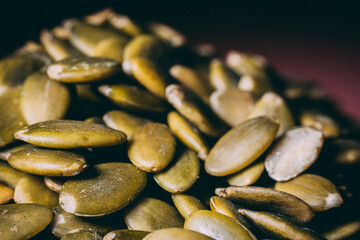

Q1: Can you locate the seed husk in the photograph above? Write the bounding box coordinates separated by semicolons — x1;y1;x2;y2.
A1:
154;149;200;193
300;111;340;138
184;210;256;240
8;148;87;177
215;186;314;223
14;120;127;149
0;162;28;188
0;184;14;205
47;57;121;83
103;230;150;240
59;162;147;217
14;175;59;208
209;58;238;91
0;203;53;240
239;208;325;240
20;71;71;125
274;174;343;212
61;229;102;240
172;193;207;219
205;116;278;176
128;122;176;172
108;13;143;36
322;220;360;240
167;111;209;160
265;127;324;181
93;37;127;62
99;84;168;112
44;177;64;193
0;144;35;161
226;160;265;186
124;197;184;231
148;22;186;48
143;228;214;240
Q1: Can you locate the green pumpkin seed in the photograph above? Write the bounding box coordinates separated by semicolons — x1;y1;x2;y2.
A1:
205;116;278;176
8;148;87;177
148;22;186;48
75;84;102;102
265;127;324;181
274;174;343;212
216;186;314;223
0;184;14;204
209;58;238;91
0;203;53;240
0;144;34;161
0;162;28;188
154;149;200;193
172;193;207;219
61;230;102;240
99;84;168;112
44;177;64;193
167;111;209;160
239;208;325;240
108;13;143;36
14;120;127;149
323;220;360;240
184;210;256;240
93;37;127;62
84;8;113;26
128;122;176;172
300;111;340;138
166;84;227;138
85;116;104;124
59;162;147;217
103;230;150;240
226;160;264;186
143;228;214;240
47;57;121;83
124;197;184;231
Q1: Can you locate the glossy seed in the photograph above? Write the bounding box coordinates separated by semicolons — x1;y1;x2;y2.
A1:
14;120;127;149
124;197;184;231
99;84;168;112
143;228;214;240
300;111;340;138
148;22;186;47
167;111;209;160
210;88;254;127
265;127;324;181
59;162;147;217
247;92;294;137
216;186;314;223
239;209;325;240
205;116;278;176
0;144;34;161
274;174;343;212
20;71;71;125
103;230;150;240
103;110;151;138
172;193;207;219
130;57;171;98
154;149;200;193
47;57;121;83
0;162;28;188
166;84;227;138
209;58;238;91
323;220;360;240
93;37;127;63
44;177;64;193
184;210;256;240
0;87;27;147
128;122;176;172
61;230;102;240
108;13;143;36
0;184;14;205
8;148;87;177
226;160;265;186
0;203;53;240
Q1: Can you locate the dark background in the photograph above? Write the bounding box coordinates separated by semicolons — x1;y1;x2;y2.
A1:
1;0;359;122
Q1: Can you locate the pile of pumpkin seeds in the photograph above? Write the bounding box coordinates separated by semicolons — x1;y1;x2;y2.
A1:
0;8;359;240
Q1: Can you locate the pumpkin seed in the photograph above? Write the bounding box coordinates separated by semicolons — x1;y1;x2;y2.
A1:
0;144;34;161
323;220;360;240
143;228;214;240
0;184;14;205
44;177;64;193
93;37;127;63
103;230;150;240
209;58;238;91
84;8;114;26
148;22;186;48
0;162;28;188
300;111;340;138
61;230;102;240
108;13;143;36
172;193;207;219
226;160;265;186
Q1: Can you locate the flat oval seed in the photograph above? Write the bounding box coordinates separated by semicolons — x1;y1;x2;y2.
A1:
225;50;268;76
124;197;184;231
14;175;59;208
47;57;121;83
103;110;151;138
210;88;254;127
0;203;53;240
99;84;168;112
275;174;343;212
93;37;127;63
0;162;28;188
59;162;147;217
205;116;278;176
154;149;200;193
172;193;207;219
148;22;186;47
215;186;314;223
265;127;324;181
143;228;214;240
44;177;64;193
300;111;340;138
14;120;127;149
0;144;35;161
84;8;113;26
0;184;14;204
209;58;238;91
103;230;150;240
167;111;209;160
166;84;227;138
128;122;176;172
323;220;360;240
61;230;102;240
20;71;71;125
238;74;273;98
226;161;265;186
239;209;325;240
184;210;256;240
8;148;88;177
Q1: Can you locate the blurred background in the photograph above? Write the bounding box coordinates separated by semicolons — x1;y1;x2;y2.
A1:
1;0;359;122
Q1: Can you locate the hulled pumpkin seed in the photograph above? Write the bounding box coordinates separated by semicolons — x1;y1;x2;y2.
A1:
300;111;340;138
124;197;184;231
172;193;207;219
108;13;143;36
128;122;176;172
103;230;150;240
265;127;324;181
61;230;102;240
225;51;268;76
93;37;127;62
59;162;147;217
226;160;265;187
0;162;28;188
84;8;113;26
44;177;64;193
0;184;14;205
148;22;186;48
323;220;360;240
14;120;127;149
209;58;238;91
333;139;360;165
143;228;214;240
0;144;34;161
238;74;273;98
